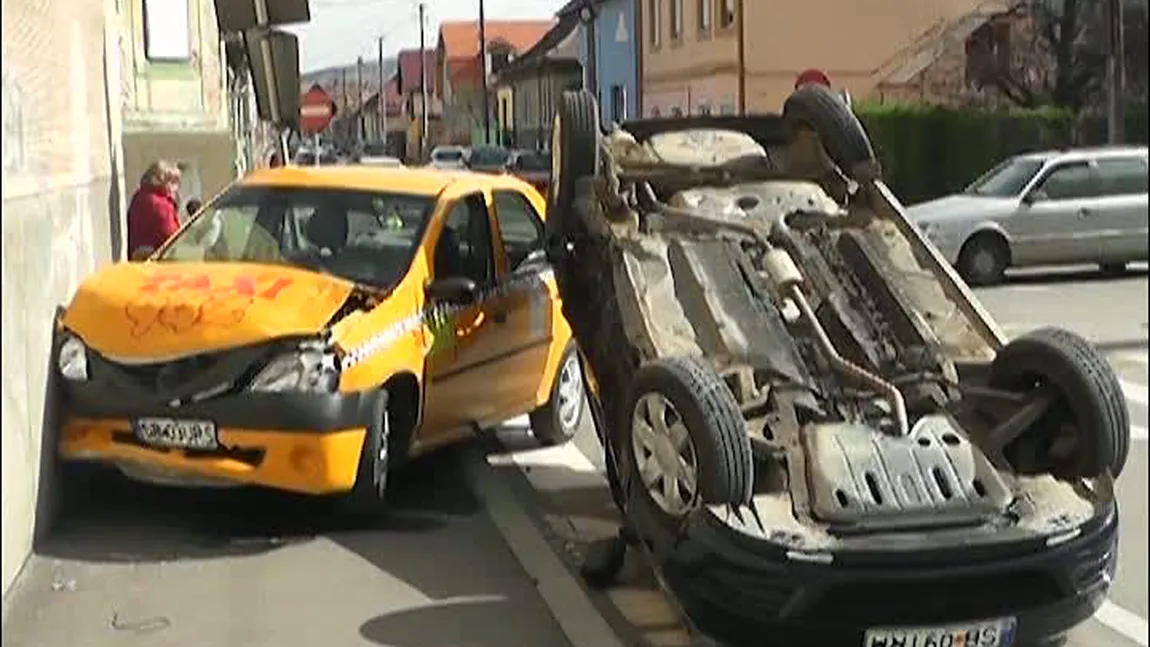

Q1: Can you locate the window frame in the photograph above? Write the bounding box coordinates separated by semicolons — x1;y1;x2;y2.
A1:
142;0;193;62
670;0;684;41
718;0;737;30
492;189;547;274
435;192;496;287
698;0;713;37
1029;160;1099;202
648;0;662;48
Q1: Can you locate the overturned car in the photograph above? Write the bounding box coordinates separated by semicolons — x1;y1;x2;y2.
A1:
543;86;1128;647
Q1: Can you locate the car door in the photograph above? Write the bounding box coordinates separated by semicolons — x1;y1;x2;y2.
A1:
418;191;504;447
484;188;556;422
1091;155;1149;263
1012;160;1101;266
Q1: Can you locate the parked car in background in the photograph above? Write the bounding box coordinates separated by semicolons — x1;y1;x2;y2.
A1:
907;146;1149;285
429;145;468;169
360;155;404;167
466;144;511;173
507;149;551;195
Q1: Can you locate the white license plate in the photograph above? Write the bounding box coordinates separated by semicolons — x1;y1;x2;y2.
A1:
864;617;1016;647
133;418;218;450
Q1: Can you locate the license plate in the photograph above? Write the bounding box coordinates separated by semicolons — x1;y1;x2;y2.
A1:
133;418;218;450
864;617;1016;647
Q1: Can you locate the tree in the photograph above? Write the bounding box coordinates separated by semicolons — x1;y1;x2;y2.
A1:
974;0;1109;113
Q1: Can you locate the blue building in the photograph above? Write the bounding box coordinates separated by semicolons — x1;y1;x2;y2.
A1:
560;0;641;127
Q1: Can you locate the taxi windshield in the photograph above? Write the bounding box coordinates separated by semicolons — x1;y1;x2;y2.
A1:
157;185;435;288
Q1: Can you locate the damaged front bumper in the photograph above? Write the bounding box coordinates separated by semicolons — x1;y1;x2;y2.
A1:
659;502;1117;647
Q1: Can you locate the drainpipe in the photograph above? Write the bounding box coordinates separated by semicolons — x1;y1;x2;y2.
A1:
736;0;746;114
581;6;598;106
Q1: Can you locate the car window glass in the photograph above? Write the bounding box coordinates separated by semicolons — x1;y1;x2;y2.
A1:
493;191;545;272
1095;157;1148;196
1035;162;1096;200
435;193;494;285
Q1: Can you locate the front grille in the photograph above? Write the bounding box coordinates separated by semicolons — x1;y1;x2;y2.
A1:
110;354;222;391
89;346;264;398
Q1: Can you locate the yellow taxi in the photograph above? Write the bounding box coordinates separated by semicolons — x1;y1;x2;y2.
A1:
53;165;586;513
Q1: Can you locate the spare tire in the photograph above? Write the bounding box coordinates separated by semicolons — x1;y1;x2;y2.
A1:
620;356;753;529
783;84;880;181
989;327;1130;478
548;90;600;219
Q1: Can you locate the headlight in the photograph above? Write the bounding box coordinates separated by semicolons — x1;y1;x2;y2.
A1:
248;349;339;393
57;334;89;381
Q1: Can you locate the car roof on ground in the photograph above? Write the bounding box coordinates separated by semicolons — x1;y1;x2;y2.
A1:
241;164;533;196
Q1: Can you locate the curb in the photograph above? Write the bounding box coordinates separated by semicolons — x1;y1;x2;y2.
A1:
465;445;629;647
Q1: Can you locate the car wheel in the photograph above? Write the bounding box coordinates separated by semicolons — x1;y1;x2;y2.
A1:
957;233;1009;286
989;327;1130;478
529;342;586;446
620;357;753;528
339;392;392;517
782;83;880;181
547;90;600;218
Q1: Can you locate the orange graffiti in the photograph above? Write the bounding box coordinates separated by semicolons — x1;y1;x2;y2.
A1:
125;271;295;337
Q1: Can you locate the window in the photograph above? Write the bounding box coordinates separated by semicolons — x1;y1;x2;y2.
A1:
719;0;736;28
670;0;684;39
1034;162;1097;201
670;106;684;117
698;0;713;35
698;103;712;116
1096;157;1149;196
435;193;494;285
159;186;434;288
610;85;627;124
493;191;546;271
719;103;735;115
648;0;662;47
143;0;192;61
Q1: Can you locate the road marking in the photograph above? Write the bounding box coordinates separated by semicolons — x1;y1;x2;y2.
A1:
1094;600;1150;646
1124;380;1148;407
487;438;600;474
1123;352;1150;367
1132;425;1148;441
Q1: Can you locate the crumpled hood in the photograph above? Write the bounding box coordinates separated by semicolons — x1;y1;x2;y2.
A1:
61;262;356;359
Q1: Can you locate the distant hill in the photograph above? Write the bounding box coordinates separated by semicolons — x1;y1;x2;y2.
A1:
302;58;398;97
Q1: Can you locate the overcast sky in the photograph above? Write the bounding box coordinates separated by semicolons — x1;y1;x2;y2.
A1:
287;0;569;72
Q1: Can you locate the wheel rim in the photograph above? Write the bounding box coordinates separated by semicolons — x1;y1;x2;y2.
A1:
970;246;998;279
630;392;700;517
556;351;584;433
375;408;390;496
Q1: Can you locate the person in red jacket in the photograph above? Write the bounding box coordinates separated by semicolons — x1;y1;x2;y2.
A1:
127;160;182;260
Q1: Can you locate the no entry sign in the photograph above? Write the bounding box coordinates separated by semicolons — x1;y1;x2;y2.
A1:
795;68;832;89
299;86;335;134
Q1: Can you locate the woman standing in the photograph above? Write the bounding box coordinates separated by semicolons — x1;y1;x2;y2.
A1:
127;160;181;260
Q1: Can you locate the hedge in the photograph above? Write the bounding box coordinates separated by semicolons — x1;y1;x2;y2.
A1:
854;103;1149;204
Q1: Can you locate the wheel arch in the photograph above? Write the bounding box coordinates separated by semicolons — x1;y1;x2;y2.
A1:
382;371;422;463
959;225;1013;266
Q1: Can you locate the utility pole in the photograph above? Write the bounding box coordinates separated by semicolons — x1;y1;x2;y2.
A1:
1106;0;1126;144
356;56;365;147
377;36;387;150
419;1;429;157
479;0;491;144
736;0;746;115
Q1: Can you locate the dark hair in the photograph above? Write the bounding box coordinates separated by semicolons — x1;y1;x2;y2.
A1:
185;198;203;215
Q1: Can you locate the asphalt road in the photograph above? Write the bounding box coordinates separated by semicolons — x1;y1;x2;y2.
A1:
1;446;574;647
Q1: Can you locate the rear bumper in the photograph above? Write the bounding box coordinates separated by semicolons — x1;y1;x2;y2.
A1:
662;505;1118;647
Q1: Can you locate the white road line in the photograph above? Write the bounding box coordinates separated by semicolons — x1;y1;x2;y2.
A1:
1124;380;1149;407
1094;600;1150;646
1122;352;1150;368
1132;425;1149;442
488;438;600;474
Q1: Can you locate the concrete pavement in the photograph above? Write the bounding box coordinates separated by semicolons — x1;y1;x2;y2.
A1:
1;446;578;647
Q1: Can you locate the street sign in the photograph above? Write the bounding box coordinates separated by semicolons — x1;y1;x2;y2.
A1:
299;86;335;134
795;68;832;89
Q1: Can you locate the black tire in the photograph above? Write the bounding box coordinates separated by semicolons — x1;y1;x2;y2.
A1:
547;90;600;218
338;392;392;517
619;357;753;527
529;342;586;446
957;232;1010;286
782;84;880;181
989;327;1130;478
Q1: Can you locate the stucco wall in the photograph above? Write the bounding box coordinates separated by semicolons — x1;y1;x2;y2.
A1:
577;0;640;125
1;0;122;597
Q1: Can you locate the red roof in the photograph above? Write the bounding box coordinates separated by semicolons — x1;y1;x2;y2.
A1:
437;19;555;61
396;48;438;95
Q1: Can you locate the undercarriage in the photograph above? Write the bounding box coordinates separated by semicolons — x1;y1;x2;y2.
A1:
541;86;1129;647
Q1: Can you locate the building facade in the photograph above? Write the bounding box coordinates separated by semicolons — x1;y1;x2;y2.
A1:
640;0;1007;115
494;18;584;149
567;0;641;125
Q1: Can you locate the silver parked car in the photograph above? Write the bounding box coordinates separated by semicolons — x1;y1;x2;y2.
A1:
907;146;1148;285
428;145;468;169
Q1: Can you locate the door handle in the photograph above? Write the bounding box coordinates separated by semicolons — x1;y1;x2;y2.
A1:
1078;208;1091;218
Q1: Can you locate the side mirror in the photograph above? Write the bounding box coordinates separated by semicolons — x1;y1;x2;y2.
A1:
425;276;478;304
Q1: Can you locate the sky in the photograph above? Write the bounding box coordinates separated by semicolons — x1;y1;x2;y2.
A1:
287;0;570;73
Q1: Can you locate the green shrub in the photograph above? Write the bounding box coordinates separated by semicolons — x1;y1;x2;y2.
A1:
854;104;1076;204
